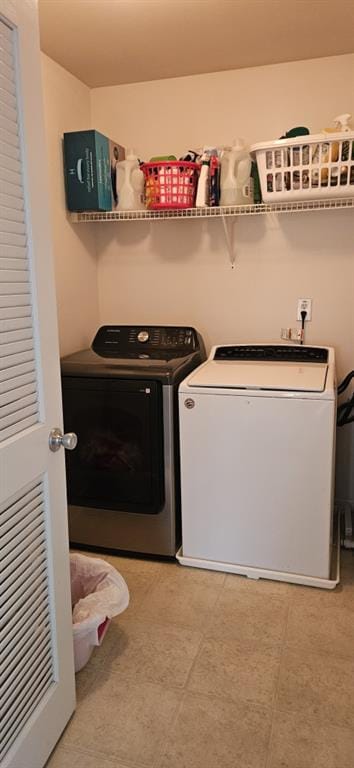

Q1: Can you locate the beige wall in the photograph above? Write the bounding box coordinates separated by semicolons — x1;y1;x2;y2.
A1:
91;53;354;379
41;51;354;501
41;53;99;356
91;54;354;501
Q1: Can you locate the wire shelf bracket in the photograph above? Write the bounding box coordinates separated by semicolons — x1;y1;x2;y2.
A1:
221;214;237;268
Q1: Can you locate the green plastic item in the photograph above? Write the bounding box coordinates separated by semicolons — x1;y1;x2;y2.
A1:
149;155;177;162
280;127;310;139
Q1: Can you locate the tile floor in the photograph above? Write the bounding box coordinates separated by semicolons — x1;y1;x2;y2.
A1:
46;549;354;768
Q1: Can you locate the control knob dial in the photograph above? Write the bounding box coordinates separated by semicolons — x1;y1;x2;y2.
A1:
137;330;149;343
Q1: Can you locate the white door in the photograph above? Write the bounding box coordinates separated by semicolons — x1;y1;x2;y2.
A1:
0;2;75;767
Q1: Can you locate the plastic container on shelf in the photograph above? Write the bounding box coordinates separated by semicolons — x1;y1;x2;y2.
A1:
220;139;252;206
195;153;210;208
251;125;354;203
116;150;145;210
141;160;200;209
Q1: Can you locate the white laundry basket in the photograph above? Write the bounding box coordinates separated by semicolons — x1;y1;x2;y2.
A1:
251;132;354;202
70;553;129;672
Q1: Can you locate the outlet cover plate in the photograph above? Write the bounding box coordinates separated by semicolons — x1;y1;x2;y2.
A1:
297;298;312;321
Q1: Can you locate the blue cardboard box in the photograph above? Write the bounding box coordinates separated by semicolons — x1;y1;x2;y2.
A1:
63;130;125;212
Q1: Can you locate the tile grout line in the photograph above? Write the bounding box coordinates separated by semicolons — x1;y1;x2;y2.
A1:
152;690;187;768
271;704;354;734
264;594;292;768
53;740;140;768
174;574;223;697
281;642;354;664
180;626;207;693
153;576;225;768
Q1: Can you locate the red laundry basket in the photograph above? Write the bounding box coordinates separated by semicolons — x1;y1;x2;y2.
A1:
141;161;200;209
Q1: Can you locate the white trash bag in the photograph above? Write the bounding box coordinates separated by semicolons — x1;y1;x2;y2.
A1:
70;553;129;672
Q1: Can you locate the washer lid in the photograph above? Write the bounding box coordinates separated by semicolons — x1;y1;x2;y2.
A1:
187;360;328;392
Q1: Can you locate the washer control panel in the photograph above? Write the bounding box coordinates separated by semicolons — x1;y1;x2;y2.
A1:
214;345;328;363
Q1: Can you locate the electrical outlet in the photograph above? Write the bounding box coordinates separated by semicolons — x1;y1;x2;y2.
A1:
281;328;302;341
297;298;312;322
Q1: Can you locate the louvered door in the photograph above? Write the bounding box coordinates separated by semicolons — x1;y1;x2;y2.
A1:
0;3;75;768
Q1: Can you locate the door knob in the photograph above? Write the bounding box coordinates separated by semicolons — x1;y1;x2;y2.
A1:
49;428;78;452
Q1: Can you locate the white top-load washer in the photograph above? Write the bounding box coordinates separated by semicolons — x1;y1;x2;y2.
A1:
177;344;338;589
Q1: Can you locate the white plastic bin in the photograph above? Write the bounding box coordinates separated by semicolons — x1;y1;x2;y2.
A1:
251;132;354;202
70;553;129;672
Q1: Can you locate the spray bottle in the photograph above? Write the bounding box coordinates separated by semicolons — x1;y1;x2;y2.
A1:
195;152;211;207
321;114;353;184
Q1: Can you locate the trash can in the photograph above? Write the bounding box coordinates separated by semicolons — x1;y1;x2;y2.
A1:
70;553;129;672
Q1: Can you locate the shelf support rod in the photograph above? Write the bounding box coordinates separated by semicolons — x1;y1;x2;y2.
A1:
221;214;237;268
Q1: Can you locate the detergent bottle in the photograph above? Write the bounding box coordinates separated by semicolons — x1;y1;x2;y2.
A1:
220;139;252;206
116;150;145;210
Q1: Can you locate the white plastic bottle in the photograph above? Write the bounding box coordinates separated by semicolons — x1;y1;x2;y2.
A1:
195;152;210;208
116;150;145;210
220;139;252;206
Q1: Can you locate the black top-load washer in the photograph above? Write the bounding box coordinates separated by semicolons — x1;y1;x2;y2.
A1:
61;325;205;556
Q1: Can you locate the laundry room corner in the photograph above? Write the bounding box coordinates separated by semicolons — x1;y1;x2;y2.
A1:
39;51;354;508
3;1;354;767
41;53;100;357
90;55;354;379
89;56;354;507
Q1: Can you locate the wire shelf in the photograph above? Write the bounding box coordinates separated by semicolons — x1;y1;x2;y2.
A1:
70;197;354;223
